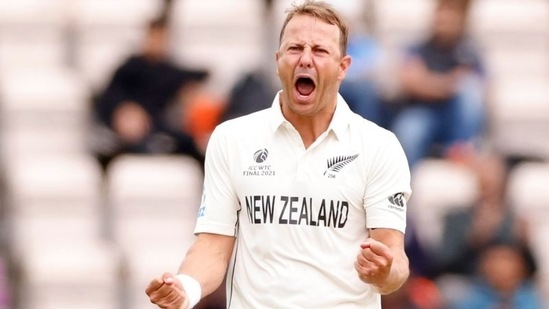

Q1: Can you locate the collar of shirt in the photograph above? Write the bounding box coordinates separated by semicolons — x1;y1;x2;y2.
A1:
268;91;352;141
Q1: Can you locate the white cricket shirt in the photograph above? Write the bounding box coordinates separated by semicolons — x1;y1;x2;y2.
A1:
195;92;411;309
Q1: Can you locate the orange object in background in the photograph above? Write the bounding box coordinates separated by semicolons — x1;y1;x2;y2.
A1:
183;93;226;153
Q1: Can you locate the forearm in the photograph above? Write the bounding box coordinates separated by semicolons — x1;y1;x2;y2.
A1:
400;59;455;101
178;233;235;298
365;229;410;295
404;74;455;101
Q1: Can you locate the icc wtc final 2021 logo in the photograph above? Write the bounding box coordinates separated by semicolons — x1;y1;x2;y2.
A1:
244;148;275;176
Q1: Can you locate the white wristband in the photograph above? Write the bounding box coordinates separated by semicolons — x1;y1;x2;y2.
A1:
176;274;202;309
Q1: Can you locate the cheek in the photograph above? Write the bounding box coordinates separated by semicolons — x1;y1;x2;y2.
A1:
277;64;293;81
321;64;344;81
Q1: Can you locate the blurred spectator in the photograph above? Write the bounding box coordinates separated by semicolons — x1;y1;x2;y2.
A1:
338;2;389;127
433;152;539;306
91;17;208;170
380;222;445;309
452;243;542;309
339;32;387;126
219;69;276;122
390;0;487;167
382;275;444;309
434;153;534;277
0;255;10;309
405;220;436;279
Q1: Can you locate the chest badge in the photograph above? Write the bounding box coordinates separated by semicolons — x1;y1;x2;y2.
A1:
324;154;359;178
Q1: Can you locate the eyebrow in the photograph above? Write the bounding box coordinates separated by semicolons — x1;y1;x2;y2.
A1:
285;40;329;50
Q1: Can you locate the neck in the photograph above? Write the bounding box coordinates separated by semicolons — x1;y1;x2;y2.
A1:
280;97;336;149
294;116;332;148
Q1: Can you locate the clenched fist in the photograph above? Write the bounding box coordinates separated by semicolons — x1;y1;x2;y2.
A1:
145;273;189;309
354;239;394;288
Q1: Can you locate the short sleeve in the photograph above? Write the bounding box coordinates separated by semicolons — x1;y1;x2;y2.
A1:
194;126;240;236
364;132;411;233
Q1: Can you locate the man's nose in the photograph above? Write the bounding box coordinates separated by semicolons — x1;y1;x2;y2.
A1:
299;49;313;68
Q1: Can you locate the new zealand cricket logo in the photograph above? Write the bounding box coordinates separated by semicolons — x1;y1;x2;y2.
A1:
324;154;359;177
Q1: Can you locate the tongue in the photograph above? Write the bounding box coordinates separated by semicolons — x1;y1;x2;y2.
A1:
296;79;315;96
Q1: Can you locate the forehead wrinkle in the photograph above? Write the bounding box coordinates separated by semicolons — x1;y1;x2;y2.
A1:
281;16;340;49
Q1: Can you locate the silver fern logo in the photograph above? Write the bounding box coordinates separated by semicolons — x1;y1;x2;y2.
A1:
324;154;359;177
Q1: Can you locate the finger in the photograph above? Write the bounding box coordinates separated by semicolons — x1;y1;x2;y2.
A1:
368;241;393;259
356;253;380;270
151;285;184;307
356;248;390;269
162;287;182;304
145;276;165;296
148;274;182;304
150;282;179;302
162;272;177;285
360;239;392;260
164;273;185;291
354;261;372;283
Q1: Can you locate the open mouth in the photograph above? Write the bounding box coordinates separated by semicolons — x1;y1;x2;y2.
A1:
295;77;316;96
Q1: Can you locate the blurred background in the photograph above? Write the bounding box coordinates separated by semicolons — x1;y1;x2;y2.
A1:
0;0;548;308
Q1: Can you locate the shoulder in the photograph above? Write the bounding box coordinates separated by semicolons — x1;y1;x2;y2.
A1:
347;114;411;172
349;114;399;145
114;55;154;77
123;55;146;67
347;114;408;165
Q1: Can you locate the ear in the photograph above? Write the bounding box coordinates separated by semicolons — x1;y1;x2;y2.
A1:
338;55;352;81
275;51;280;76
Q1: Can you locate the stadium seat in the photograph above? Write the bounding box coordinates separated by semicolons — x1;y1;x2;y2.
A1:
408;158;478;250
507;161;549;306
273;0;368;24
372;0;435;49
17;240;121;309
0;67;91;156
2;153;117;308
507;161;549;224
488;77;549;160
106;154;203;308
4;154;105;252
484;47;549;82
476;1;549;161
469;0;549;50
0;0;69;70
170;0;265;97
70;0;164;92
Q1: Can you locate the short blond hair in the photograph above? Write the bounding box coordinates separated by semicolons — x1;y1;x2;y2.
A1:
279;0;349;56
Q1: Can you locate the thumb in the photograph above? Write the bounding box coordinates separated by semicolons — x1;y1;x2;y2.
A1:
360;239;391;257
162;272;177;285
360;238;375;250
366;240;393;259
